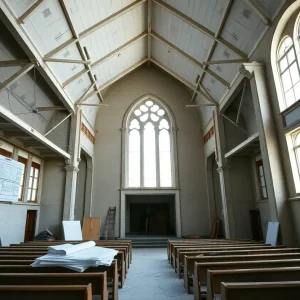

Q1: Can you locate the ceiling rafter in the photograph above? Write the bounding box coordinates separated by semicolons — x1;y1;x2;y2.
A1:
17;0;44;24
152;31;230;88
191;0;236;103
152;0;248;59
75;83;96;105
150;57;218;105
147;0;152;68
85;58;148;100
203;59;248;65
45;0;147;59
0;59;31;67
58;0;103;103
0;63;34;93
248;0;271;26
62;32;147;87
44;58;91;64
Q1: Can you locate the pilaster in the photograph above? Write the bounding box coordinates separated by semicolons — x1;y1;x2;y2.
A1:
62;109;81;220
241;62;296;246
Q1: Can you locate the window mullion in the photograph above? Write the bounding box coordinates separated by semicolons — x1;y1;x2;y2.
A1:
140;125;144;188
155;127;160;188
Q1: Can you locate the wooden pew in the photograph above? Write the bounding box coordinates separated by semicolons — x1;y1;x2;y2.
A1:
20;240;133;263
8;244;130;271
172;244;281;271
193;259;300;299
0;284;92;300
0;251;126;287
207;267;300;300
184;253;300;292
0;263;118;300
176;247;300;278
171;243;274;266
0;272;108;300
167;239;262;261
221;281;300;300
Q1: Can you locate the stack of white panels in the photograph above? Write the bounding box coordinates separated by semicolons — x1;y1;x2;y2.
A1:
31;241;118;272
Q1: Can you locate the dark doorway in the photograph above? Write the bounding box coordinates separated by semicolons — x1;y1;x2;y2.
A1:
24;210;37;242
126;195;176;236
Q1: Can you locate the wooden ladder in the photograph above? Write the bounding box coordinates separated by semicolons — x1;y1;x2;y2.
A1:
104;206;116;240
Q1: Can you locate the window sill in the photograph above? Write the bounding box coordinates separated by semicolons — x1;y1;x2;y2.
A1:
0;201;40;206
288;196;300;202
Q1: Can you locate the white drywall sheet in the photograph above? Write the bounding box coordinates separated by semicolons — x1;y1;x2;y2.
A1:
266;221;280;246
62;221;83;241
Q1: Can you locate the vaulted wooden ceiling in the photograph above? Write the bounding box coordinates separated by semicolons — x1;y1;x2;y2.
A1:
0;0;285;128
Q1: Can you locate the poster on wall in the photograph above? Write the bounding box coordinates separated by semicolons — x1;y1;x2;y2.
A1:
0;155;24;203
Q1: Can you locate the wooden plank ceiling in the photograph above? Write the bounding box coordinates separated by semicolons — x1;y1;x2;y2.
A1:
2;0;284;126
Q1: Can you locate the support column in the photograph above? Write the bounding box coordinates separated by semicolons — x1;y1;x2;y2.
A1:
241;62;296;246
213;109;237;238
63;109;81;220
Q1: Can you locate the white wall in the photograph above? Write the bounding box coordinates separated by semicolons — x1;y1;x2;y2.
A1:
0;203;39;246
92;66;210;237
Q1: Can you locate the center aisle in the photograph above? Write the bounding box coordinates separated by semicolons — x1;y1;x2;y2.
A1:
119;248;193;300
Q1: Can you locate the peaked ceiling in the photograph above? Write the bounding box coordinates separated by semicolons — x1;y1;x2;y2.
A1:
1;0;285;127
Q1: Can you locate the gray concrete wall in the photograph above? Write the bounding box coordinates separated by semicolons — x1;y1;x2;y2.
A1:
92;66;210;237
39;158;66;238
0;203;40;246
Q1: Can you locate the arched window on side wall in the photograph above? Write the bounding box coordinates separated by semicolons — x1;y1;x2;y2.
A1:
277;36;300;108
125;97;176;189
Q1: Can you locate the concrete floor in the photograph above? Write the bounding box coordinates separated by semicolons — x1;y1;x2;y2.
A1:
119;248;193;300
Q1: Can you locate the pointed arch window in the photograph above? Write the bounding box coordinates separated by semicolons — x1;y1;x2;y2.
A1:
126;99;175;188
277;36;300;108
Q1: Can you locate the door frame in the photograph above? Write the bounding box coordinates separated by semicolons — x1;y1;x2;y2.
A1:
120;189;181;238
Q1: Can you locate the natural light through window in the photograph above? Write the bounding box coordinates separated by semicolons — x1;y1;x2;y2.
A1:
278;36;300;108
127;99;173;188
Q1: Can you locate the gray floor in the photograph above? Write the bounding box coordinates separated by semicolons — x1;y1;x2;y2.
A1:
119;248;193;300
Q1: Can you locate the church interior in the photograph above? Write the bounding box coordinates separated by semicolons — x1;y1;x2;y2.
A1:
1;0;300;299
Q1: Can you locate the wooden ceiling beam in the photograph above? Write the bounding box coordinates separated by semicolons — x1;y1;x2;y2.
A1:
62;32;147;87
203;59;248;65
248;0;271;26
0;63;34;93
152;31;230;88
153;0;247;59
44;58;91;64
45;0;147;58
150;57;218;105
75;83;97;105
17;0;44;24
0;59;31;67
85;58;148;100
147;0;152;68
191;0;235;103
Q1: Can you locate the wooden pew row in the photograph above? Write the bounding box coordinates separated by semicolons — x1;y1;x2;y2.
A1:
0;263;118;300
0;284;93;300
221;281;300;300
167;239;263;261
177;247;300;278
193;260;300;300
172;244;280;270
12;242;131;270
1;246;129;275
207;267;300;300
0;251;126;288
170;243;271;265
22;240;132;263
184;253;300;293
0;272;108;300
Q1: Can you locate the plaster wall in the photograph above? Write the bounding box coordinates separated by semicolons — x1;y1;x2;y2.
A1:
38;158;66;238
92;66;210;237
0;202;40;246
